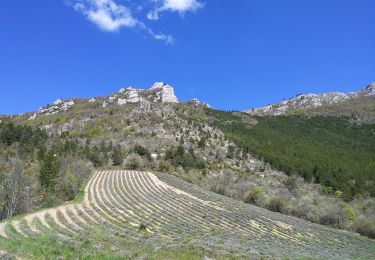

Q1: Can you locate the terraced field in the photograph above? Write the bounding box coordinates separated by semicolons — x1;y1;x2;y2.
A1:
0;171;374;259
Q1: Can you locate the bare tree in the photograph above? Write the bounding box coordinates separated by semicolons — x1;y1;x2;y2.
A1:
0;158;26;220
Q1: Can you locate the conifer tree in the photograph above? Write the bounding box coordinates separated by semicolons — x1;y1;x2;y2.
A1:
39;151;60;190
112;145;124;166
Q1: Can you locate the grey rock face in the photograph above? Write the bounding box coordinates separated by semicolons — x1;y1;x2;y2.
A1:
247;82;375;116
103;82;179;108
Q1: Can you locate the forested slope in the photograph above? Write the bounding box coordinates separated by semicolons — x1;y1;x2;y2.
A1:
207;110;375;199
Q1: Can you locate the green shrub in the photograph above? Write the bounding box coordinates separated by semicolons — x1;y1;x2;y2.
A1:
158;161;171;172
85;127;102;138
352;219;375;239
165;145;206;171
198;138;206;149
267;197;289;213
123;126;137;136
346;206;357;222
57;171;79;201
125;153;144;170
88;147;104;167
139;223;147;232
112;145;124;166
133;145;151;160
243;186;263;204
319;206;348;228
40;191;60;208
284;176;297;192
335;190;343;199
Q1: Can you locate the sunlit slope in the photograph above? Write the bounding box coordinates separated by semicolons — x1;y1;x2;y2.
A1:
0;171;374;259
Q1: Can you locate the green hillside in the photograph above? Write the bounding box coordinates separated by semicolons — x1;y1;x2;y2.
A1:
207;110;375;199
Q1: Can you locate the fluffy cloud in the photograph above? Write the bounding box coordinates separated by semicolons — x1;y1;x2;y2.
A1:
148;0;204;20
73;0;137;31
68;0;203;43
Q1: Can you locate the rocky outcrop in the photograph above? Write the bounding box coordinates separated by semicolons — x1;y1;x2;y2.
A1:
247;82;375;116
102;82;179;108
147;82;179;103
119;87;143;103
103;87;145;107
187;98;211;108
29;99;75;120
28;81;180;120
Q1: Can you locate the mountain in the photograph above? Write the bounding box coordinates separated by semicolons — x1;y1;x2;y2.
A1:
1;81;375;258
246;82;375;123
27;82;180;120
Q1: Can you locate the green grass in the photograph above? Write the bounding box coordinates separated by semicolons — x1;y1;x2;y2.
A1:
0;226;229;259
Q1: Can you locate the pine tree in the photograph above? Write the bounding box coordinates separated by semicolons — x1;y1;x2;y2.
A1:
112;145;124;166
39;151;60;190
198;138;206;149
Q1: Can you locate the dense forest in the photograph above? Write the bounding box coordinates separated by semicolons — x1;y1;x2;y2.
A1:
207;110;375;200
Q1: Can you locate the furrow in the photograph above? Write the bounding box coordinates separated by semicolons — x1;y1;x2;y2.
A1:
131;171;211;234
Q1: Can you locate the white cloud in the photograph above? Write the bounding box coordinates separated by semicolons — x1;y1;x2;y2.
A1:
148;0;203;20
162;0;203;12
68;0;203;43
73;0;137;31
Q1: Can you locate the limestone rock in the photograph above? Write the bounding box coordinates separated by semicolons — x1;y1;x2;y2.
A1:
30;99;75;119
247;82;375;116
102;82;179;107
148;82;179;103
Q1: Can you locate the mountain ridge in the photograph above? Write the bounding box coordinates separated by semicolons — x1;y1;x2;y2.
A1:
26;82;210;121
246;82;375;117
3;82;374;121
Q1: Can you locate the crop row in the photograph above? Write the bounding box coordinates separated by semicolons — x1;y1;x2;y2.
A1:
0;170;374;259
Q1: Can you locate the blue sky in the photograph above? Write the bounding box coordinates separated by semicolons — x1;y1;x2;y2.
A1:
1;0;374;114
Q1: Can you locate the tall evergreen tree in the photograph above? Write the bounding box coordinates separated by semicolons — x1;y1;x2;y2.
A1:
39;151;60;190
